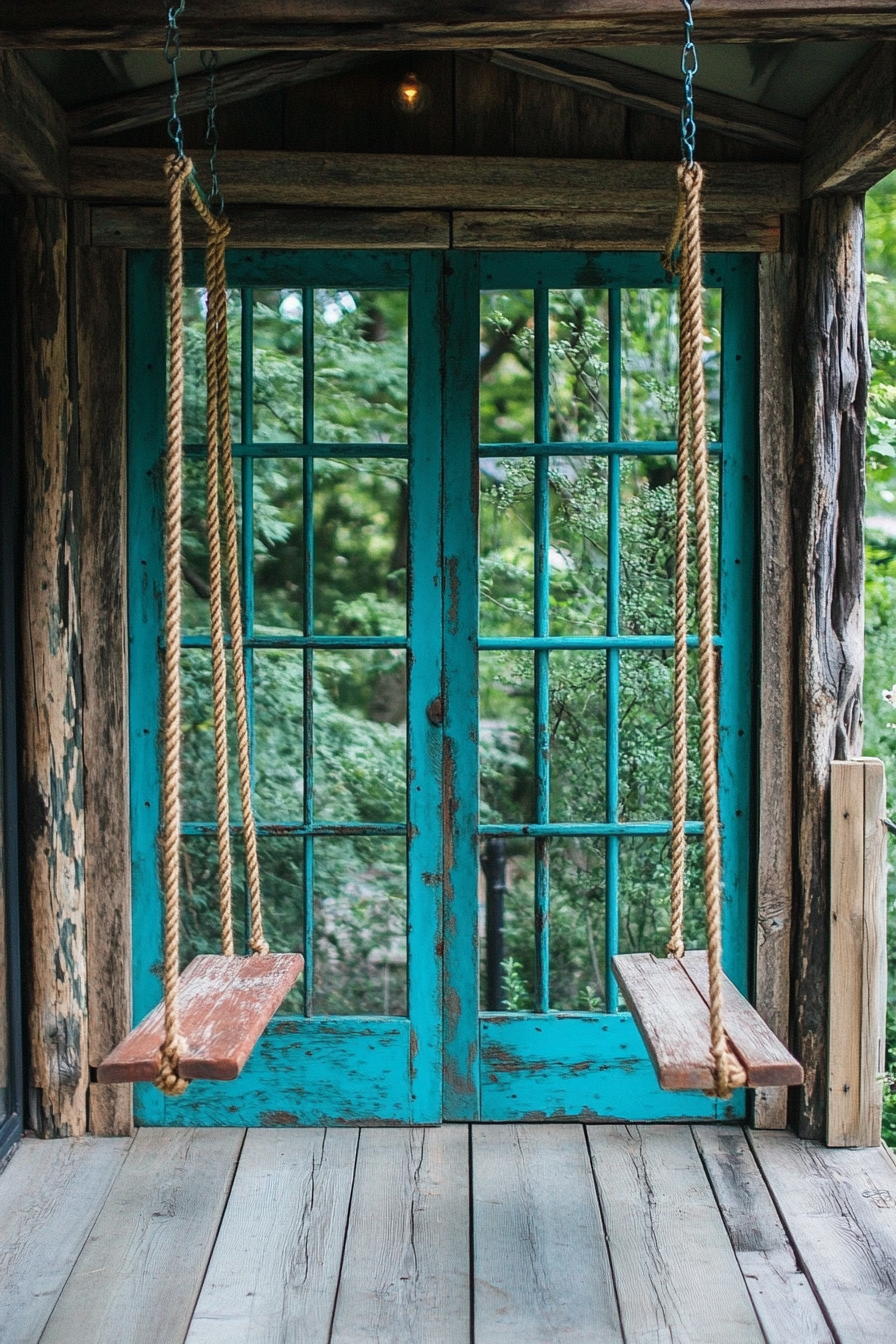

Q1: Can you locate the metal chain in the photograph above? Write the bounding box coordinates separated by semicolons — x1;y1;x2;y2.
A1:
164;0;187;160
679;0;698;165
201;49;224;214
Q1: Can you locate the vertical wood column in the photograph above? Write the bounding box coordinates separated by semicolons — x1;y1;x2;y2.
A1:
755;241;797;1130
77;245;132;1137
18;196;88;1137
791;194;869;1140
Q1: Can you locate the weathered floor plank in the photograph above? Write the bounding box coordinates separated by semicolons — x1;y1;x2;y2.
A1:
694;1126;834;1344
588;1124;764;1344
0;1137;131;1344
750;1130;896;1343
473;1123;623;1344
38;1127;243;1344
185;1128;357;1344
330;1125;470;1344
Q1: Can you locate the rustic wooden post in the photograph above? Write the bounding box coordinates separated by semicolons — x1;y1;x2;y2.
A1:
791;194;869;1140
828;759;887;1147
754;239;797;1130
18;196;88;1137
77;240;133;1137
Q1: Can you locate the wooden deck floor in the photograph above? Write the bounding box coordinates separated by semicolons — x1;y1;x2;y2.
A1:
3;1124;896;1343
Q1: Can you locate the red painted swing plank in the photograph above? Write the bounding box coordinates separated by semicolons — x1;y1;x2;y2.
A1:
612;951;802;1092
677;950;803;1088
97;953;304;1084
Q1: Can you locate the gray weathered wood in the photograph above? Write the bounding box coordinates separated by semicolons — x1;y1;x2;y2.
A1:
3;2;896;48
40;1127;243;1344
68;52;379;140
331;1126;469;1343
89;205;450;250
453;209;780;252
69;148;801;214
791;194;869;1140
97;953;304;1083
0;50;67;194
473;1124;622;1343
803;43;896;197
750;1130;896;1342
693;1127;835;1344
0;1136;131;1344
755;245;797;1130
77;243;132;1139
828;760;888;1147
486;49;805;152
186;1128;357;1344
590;1125;764;1344
18;195;88;1139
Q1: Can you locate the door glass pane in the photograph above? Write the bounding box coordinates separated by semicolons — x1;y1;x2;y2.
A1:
252;458;305;634
549;651;607;823
549;288;610;442
254;651;305;821
549;454;609;637
480;290;535;444
479;457;535;638
620;288;722;442
617;835;706;963
314;650;407;823
480;651;535;824
182;287;242;444
252;289;304;444
314;290;409;444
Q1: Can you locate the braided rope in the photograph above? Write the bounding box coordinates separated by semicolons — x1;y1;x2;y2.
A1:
662;162;746;1099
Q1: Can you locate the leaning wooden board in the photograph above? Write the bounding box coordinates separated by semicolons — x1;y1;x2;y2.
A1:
97;952;304;1083
612;951;803;1092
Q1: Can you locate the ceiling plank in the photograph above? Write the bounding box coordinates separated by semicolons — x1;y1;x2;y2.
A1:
89;205;450;249
1;3;896;50
69;147;801;213
486;50;805;154
68;52;381;141
801;42;896;196
0;50;68;193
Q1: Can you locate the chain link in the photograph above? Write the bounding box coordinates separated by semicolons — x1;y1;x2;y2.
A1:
679;0;698;165
201;49;224;214
164;0;187;160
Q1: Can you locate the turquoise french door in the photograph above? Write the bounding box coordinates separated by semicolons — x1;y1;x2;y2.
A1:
128;249;755;1126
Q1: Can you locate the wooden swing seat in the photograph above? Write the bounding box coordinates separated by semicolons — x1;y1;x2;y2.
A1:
97;952;304;1084
612;950;803;1093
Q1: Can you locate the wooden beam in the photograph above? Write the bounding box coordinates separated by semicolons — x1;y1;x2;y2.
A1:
89;205;450;250
791;195;868;1141
754;242;797;1130
70;148;801;214
0;50;67;194
2;2;896;48
18;196;88;1138
68;52;379;142
452;209;780;252
486;50;805;154
802;42;896;197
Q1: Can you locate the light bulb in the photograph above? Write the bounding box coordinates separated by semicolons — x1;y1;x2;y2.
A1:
393;73;429;116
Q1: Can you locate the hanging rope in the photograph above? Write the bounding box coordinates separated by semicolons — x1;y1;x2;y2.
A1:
662;162;746;1100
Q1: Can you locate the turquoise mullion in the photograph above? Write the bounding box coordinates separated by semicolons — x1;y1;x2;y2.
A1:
533;285;551;1014
605;288;622;1014
302;285;315;1017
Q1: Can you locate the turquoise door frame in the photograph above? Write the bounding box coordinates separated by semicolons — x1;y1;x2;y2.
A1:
127;248;756;1126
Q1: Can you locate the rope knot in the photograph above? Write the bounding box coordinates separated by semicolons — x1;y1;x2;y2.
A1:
155;1036;189;1096
164;152;194;190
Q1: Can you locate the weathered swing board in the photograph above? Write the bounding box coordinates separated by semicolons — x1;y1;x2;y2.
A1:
97;953;304;1083
613;951;803;1093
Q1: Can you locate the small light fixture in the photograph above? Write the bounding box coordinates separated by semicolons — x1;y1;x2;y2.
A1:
393;72;429;116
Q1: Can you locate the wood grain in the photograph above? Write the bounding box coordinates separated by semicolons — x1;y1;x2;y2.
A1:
613;953;717;1091
473;1123;622;1343
331;1126;470;1343
791;194;869;1139
755;245;797;1130
89;205;450;250
452;210;780;252
97;954;304;1082
77;244;132;1138
3;2;896;48
590;1125;764;1344
750;1130;896;1342
39;1127;243;1344
18;196;89;1139
803;43;896;197
187;1128;357;1344
69;148;801;214
0;50;67;194
694;1127;834;1344
0;1136;131;1344
861;759;888;1147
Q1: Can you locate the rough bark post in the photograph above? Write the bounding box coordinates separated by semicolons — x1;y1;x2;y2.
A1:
754;240;797;1130
791;194;869;1140
77;243;132;1137
18;196;88;1137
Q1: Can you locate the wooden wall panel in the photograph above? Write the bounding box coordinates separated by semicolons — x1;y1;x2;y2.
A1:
18;197;88;1138
791;195;869;1140
754;243;798;1129
77;245;132;1137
